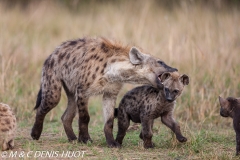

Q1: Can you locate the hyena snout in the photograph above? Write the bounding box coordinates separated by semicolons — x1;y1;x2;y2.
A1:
158;61;178;73
165;66;178;73
164;88;176;102
220;108;229;117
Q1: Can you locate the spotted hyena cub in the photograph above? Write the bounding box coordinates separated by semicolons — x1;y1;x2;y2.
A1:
115;72;189;148
219;96;240;155
0;103;16;151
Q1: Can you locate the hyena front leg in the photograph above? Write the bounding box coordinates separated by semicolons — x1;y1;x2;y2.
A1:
161;111;187;143
233;117;240;155
76;93;91;143
103;92;120;148
141;118;154;149
31;78;62;140
235;130;240;156
140;120;153;140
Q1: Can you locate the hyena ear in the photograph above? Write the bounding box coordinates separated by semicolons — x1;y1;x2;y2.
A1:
129;47;145;65
219;96;229;106
180;74;189;85
219;96;225;105
160;72;171;82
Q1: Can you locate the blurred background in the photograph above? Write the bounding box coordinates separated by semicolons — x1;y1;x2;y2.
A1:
0;0;240;135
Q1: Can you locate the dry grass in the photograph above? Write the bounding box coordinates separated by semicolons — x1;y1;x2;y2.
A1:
0;0;240;159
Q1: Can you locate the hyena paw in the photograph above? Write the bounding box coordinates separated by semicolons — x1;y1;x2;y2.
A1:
177;136;187;143
68;137;78;143
31;124;43;140
78;136;93;144
236;151;240;156
31;130;41;140
144;142;155;149
108;141;121;148
115;138;123;145
67;134;78;142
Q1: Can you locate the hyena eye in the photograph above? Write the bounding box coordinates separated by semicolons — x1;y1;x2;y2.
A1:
158;61;165;65
164;88;170;92
173;89;179;94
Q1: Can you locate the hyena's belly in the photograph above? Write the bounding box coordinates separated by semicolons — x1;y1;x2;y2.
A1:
128;113;141;123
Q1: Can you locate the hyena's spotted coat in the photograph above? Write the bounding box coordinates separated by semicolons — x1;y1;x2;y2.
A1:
31;37;177;147
0;103;16;151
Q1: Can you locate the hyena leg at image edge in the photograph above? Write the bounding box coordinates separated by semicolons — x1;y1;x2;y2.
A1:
103;92;120;147
77;96;92;143
233;118;240;155
31;80;62;140
115;109;130;145
236;132;240;155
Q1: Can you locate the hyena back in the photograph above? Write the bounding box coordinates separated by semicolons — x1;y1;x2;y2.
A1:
31;37;177;147
115;72;189;148
0;103;16;151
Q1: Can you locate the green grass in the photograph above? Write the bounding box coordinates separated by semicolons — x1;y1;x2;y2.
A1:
1;0;240;159
12;112;238;159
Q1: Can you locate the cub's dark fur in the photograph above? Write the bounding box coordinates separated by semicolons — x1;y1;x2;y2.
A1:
115;72;189;148
219;96;240;155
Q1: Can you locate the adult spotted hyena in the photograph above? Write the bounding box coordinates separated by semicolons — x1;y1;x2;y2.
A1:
31;37;177;147
0;103;16;151
115;72;189;148
219;96;240;155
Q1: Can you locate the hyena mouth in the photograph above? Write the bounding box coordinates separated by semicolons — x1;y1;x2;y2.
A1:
158;73;163;82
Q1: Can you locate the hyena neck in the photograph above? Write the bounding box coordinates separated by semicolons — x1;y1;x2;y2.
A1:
105;60;150;84
230;101;240;118
232;105;240;118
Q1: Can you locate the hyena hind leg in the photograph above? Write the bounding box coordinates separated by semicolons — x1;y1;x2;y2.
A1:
2;139;14;151
76;96;92;144
115;108;130;146
31;80;62;140
61;92;78;141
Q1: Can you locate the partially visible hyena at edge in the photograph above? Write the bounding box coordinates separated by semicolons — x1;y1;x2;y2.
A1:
219;96;240;155
31;37;178;147
0;103;16;151
115;72;189;148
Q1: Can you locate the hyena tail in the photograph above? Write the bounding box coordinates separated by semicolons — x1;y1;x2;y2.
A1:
114;108;118;118
34;88;42;110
